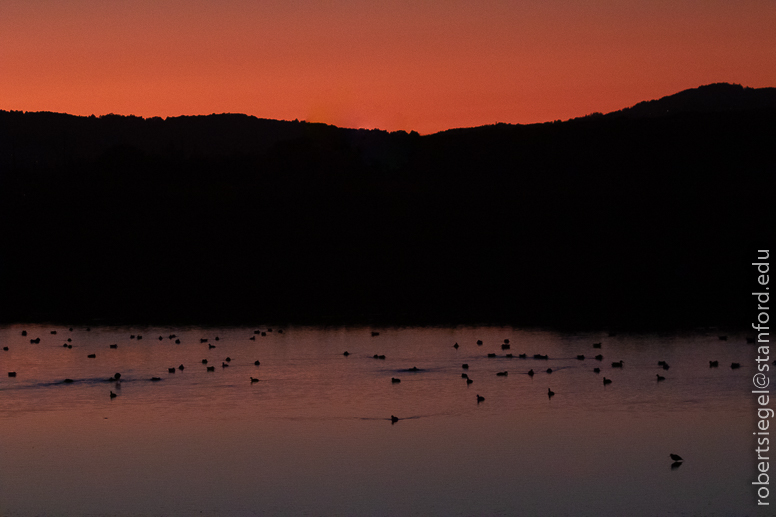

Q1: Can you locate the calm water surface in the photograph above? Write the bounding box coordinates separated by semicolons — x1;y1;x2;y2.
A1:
0;325;763;516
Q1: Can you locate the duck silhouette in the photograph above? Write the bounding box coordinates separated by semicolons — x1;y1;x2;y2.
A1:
548;388;555;398
656;374;665;381
603;377;612;385
476;394;485;403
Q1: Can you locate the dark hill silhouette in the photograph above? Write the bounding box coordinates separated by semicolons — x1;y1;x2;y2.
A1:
608;83;776;118
0;83;772;328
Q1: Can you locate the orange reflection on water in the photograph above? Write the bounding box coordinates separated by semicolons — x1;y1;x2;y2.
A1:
0;325;761;515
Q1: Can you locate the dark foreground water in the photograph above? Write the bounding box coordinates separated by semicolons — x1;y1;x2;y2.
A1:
0;325;765;516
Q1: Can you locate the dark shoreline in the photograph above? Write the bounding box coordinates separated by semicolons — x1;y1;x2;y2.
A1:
1;84;773;332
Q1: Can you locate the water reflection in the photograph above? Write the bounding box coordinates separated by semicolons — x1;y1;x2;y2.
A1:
0;325;760;516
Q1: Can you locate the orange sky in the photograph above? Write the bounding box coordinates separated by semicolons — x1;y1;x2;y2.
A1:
2;0;774;134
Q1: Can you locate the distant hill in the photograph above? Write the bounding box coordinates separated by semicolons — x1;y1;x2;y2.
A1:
607;83;776;118
0;84;773;328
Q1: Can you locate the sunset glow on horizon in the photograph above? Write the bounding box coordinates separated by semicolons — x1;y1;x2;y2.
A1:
2;0;774;134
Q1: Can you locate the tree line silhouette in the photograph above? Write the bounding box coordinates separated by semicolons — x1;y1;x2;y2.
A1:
0;83;773;328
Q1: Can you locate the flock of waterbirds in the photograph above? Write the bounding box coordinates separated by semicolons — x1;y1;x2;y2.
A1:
6;327;274;385
3;328;759;467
